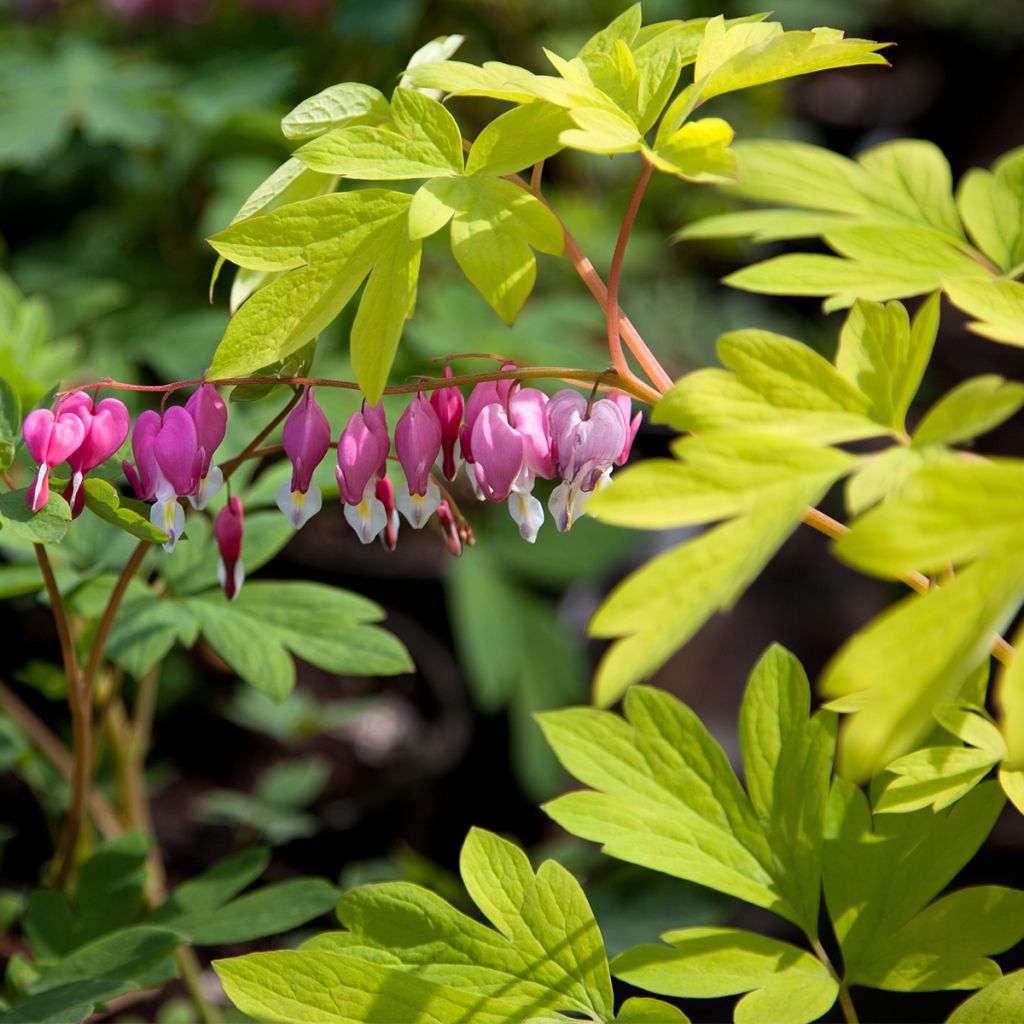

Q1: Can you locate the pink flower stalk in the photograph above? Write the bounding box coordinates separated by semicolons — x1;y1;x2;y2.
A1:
185;384;227;509
430;367;464;481
546;389;630;532
59;393;131;518
337;402;390;544
276;388;330;529
22;406;87;512
215;496;245;601
123;406;203;552
395;395;443;529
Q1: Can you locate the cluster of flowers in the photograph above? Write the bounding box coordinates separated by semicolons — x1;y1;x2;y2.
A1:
22;373;639;599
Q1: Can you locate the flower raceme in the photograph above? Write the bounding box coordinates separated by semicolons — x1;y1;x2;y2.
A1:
23;376;640;585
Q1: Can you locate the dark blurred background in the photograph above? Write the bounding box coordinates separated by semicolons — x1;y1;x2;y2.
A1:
1;1;1023;1020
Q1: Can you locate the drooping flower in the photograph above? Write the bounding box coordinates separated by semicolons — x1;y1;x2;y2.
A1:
59;393;131;518
395;394;442;528
546;389;631;532
123;405;203;552
185;383;227;509
459;373;515;465
436;499;462;557
337;401;391;544
215;495;245;600
375;474;399;551
22;405;87;512
276;388;330;529
430;367;464;481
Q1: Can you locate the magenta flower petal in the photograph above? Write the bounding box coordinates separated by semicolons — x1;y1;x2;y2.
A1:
215;496;245;601
460;372;514;463
129;410;164;499
337;402;390;506
569;398;627;491
154;406;202;497
471;404;524;502
395;394;442;497
23;408;87;468
69;398;131;475
545;389;587;477
282;389;331;494
508;388;554;480
186;384;227;477
608;392;640;465
430;367;464;481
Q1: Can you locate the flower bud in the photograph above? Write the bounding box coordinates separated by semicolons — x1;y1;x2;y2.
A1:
430;367;464;481
215;495;245;601
395;394;442;498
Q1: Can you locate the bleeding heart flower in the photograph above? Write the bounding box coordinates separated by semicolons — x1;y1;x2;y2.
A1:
276;388;330;529
59;394;131;518
338;402;391;544
215;495;245;601
185;384;227;509
23;405;87;512
430;367;464;481
395;394;442;498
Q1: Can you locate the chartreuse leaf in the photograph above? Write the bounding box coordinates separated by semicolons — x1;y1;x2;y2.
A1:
845;444;961;517
464;102;573;177
995;620;1024;812
655;324;889;444
615;996;690;1022
540;647;835;940
588;433;854;530
589;481;840;705
948;969;1024;1022
281;83;390;140
692;16;888;102
0;489;70;543
874;746;1000;814
675;208;854;243
612;928;838;1024
836;461;1024;578
944;276;1024;347
822;553;1024;781
825;779;1024;991
644;118;736;183
913;376;1024;447
410;175;562;324
297;87;463;180
228;157;338;230
397;59;541;103
217;829;613;1023
207;190;414;388
957;167;1024;272
835;296;938;432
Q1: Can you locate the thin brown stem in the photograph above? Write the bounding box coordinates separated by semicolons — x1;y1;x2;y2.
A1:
530;159;545;194
220;389;301;482
606;159;655;386
36;544;90;888
0;679;121;838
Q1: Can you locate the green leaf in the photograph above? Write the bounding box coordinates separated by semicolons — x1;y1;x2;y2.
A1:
944;276;1024;347
464;102;573;177
835;461;1024;577
835;297;938;432
217;829;613;1023
948;969;1024;1022
645;118;736;183
540;648;835;938
822;553;1024;780
104;595;199;678
914;375;1024;447
693;17;889;102
399;34;465;93
281;83;390;140
81;478;167;544
171;878;338;945
674;208;854;243
349;228;420;403
0;377;21;443
997;622;1024;771
400;59;540;103
75;831;150;941
207;190;413;380
148;848;270;927
615;996;690;1022
957;168;1024;272
226;157;338;229
612;928;838;1024
844;443;961;517
296;87;463;180
587;433;854;530
825;780;1023;991
413;176;563;324
0;490;70;544
874;746;1000;814
590;489;835;706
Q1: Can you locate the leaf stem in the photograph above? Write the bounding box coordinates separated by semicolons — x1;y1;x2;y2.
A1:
35;544;90;888
811;938;858;1024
